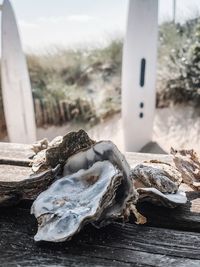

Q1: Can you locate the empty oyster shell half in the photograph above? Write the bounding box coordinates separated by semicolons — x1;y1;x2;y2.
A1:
31;131;140;242
131;162;187;208
31;161;122;242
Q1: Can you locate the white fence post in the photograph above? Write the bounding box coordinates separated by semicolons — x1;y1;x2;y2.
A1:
1;0;36;143
122;0;158;152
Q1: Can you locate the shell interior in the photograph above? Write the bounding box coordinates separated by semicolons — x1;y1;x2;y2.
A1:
31;140;137;242
31;161;122;242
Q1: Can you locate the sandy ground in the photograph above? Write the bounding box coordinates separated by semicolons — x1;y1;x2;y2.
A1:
1;105;200;154
35;105;200;154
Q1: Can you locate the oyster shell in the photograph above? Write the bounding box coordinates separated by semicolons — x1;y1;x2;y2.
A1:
62;141;138;223
31;137;141;242
171;148;200;190
131;161;187;208
32;129;95;173
31;161;123;242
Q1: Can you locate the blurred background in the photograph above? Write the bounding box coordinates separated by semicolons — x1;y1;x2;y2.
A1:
1;0;200;153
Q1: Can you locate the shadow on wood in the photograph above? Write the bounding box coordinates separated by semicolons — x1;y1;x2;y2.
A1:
140;141;167;154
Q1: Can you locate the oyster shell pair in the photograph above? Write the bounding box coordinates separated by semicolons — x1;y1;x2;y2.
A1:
30;130;187;242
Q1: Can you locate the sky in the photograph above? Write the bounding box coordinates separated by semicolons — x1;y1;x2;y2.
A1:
4;0;200;52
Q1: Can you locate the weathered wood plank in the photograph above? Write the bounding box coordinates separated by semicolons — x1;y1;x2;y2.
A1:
0;206;200;267
126;151;172;167
0;165;32;182
0;143;34;185
0;142;34;166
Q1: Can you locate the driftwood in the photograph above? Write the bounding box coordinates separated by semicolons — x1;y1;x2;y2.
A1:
0;142;200;266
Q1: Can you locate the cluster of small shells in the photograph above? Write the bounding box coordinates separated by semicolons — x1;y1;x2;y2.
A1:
2;130;199;243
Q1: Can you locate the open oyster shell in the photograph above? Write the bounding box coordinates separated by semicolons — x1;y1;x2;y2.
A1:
31;161;123;242
63;141;138;224
31;132;140;242
131;161;187;208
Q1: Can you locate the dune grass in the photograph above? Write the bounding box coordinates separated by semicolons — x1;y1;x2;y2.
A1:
0;18;200;137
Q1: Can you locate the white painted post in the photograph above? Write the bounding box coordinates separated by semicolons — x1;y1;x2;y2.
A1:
173;0;176;24
1;0;36;143
122;0;158;152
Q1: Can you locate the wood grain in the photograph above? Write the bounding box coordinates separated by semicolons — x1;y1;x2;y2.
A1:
0;142;34;166
0;206;200;267
0;164;32;182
